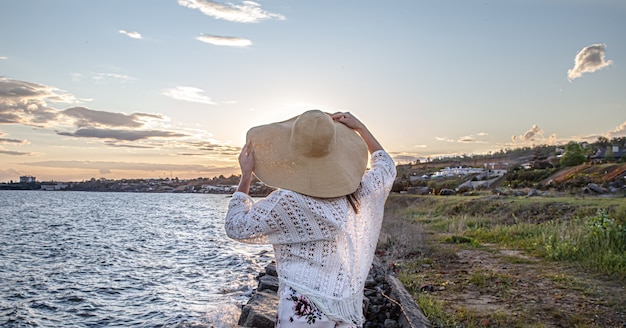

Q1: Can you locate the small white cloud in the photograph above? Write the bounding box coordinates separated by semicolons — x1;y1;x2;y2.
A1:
0;56;7;60
513;124;546;144
92;73;135;83
119;29;143;39
178;0;285;23
523;124;543;141
70;73;83;82
162;86;215;105
567;43;613;82
196;34;252;47
435;136;454;142
436;133;486;143
548;133;558;145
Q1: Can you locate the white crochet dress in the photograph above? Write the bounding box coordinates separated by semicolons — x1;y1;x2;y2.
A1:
224;150;396;325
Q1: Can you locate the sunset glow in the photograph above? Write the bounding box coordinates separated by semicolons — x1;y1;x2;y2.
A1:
1;1;624;182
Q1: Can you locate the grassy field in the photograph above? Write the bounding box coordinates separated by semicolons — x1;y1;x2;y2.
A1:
378;193;625;327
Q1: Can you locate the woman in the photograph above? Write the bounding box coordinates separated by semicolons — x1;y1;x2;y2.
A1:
225;110;396;327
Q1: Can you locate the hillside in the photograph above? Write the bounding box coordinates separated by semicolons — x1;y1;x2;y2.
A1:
397;154;626;195
547;163;626;184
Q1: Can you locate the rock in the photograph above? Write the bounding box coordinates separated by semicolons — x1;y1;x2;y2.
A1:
237;259;431;327
265;262;277;277
238;289;279;327
387;274;431;328
384;319;399;328
407;186;430;195
257;274;279;292
439;188;456;196
586;183;607;194
527;189;539;197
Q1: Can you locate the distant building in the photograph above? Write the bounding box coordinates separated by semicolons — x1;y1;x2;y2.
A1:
20;176;36;183
433;166;484;178
41;183;68;191
590;145;626;163
485;162;509;171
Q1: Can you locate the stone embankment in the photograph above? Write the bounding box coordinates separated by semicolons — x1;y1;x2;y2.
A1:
237;259;430;328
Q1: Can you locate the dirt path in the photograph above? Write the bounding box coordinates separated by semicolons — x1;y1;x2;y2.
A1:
406;241;626;327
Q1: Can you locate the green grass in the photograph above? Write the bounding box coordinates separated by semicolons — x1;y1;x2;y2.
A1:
464;209;626;278
385;195;626;278
381;194;626;327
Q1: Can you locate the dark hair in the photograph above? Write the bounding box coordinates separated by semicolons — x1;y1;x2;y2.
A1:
346;191;360;214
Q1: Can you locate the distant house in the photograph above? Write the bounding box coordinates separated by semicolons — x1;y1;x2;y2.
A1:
590;145;626;163
485;162;509;171
433;166;484;178
20;176;36;183
41;183;68;191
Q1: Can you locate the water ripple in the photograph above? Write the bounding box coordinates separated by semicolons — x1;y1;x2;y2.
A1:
0;191;271;327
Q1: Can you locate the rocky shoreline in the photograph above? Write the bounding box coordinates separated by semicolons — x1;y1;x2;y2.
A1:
237;259;430;328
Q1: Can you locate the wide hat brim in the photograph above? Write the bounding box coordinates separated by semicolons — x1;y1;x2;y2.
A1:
246;110;368;198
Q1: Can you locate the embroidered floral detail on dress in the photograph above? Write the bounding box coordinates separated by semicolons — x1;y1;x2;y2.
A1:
286;287;324;324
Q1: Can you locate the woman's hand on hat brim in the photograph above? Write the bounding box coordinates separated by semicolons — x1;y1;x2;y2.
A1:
331;112;365;131
238;141;255;174
236;141;255;194
332;112;384;154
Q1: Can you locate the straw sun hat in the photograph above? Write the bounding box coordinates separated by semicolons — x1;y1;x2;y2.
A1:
246;110;368;198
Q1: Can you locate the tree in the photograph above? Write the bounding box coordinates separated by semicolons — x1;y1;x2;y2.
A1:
560;141;586;167
604;147;615;162
596;136;610;147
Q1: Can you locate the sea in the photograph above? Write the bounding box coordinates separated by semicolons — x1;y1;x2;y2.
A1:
0;190;273;327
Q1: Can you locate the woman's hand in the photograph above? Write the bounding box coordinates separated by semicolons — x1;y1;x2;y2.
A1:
236;141;254;194
331;112;365;131
238;141;255;175
332;111;384;154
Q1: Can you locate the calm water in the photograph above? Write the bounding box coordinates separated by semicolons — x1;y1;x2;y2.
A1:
0;191;272;327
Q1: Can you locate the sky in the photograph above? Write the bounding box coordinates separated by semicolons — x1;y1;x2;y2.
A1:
1;0;625;182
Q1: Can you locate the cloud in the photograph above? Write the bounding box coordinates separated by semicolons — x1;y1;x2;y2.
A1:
0;77;80;126
607;120;626;138
70;73;83;82
548;133;558;145
567;43;613;82
57;128;187;141
436;133;487;143
435;136;455;142
391;154;419;164
0;56;7;60
0;77;238;156
104;141;156;149
196;34;252;47
523;124;543;141
0;137;28;145
458;135;486;143
61;106;163;128
92;72;136;83
512;124;548;144
185;141;240;155
162;86;215;104
22;160;220;173
178;0;285;23
0;149;31;155
119;29;143;39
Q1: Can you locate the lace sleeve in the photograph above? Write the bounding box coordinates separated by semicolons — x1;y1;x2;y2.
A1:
362;150;396;195
224;191;273;244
